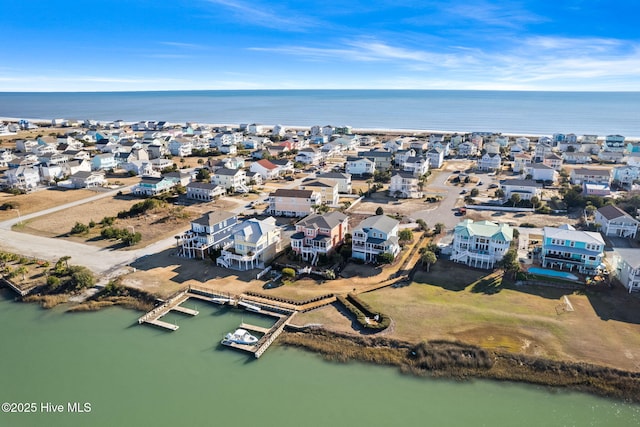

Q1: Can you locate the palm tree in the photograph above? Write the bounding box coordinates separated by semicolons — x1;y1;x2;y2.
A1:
16;266;28;282
421;251;437;272
510;193;521;207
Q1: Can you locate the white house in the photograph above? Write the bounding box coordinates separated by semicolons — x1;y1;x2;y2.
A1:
426;147;445;169
612;166;640;187
177;210;238;259
267;189;321;217
316;172;352;194
450;219;513;269
211;168;248;193
570;168;611;185
513;153;532;173
594;205;639;239
477;153;501;171
295;148;322;165
299;179;339;206
543;153;563;170
389;171;423;199
610;248;640;293
351;215;401;263
500;179;543;201
250;159;281;180
185;182;225;201
216;217;282;270
4;166;41;191
402;156;429;176
345;157;375;176
524;163;557;182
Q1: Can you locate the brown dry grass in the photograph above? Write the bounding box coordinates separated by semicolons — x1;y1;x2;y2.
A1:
15;196;196;248
0;188;98;222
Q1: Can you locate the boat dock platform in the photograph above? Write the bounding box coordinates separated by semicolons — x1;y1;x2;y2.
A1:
220;312;296;358
137;290;199;331
139;286;298;358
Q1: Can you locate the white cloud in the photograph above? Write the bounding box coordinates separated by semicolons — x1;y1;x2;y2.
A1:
204;0;317;30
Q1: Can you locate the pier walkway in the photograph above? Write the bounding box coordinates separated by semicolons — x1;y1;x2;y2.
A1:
137;289;199;331
1;277;32;296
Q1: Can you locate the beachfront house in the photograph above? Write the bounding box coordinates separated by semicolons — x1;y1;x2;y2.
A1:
177;210;238;259
290;211;349;265
316;172;352;194
450;219;513;269
458;141;478;157
389;171;423;199
216;217;282;270
562;151;592;164
602;135;626;152
351;215;401;263
499;179;542;201
185;182;225;201
594;205;639;239
267;188;321;217
541;225;605;274
610;248;640;293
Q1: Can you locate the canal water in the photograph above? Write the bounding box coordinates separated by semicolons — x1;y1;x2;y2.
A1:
1;289;638;427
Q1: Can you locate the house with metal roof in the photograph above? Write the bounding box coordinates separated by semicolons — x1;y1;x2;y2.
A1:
217;217;282;270
450;219;513;269
351;215;400;263
610;248;640;293
177;210;238;259
541;225;605;274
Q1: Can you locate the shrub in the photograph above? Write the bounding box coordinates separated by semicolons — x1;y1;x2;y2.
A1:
47;275;61;290
70;222;90;235
377;252;394;264
282;267;296;278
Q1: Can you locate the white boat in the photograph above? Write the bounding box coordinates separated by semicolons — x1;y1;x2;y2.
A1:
222;328;258;345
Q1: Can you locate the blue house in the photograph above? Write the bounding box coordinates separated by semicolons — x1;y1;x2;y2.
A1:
91;153;116;171
541;225;605;274
177;210;238;259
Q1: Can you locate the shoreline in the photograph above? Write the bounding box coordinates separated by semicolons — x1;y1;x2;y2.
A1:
2;116;639;141
5;283;640;403
280;327;640;404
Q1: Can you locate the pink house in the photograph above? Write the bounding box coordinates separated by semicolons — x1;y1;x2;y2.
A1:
290;211;348;265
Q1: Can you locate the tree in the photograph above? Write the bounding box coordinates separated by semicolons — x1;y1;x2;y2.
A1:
421;251;437;272
196;168;210;182
69;266;95;289
434;222;444;234
70;222;89;235
282;267;295;278
15;265;27;281
375;206;384;215
510;193;521;207
470;188;479;197
416;219;428;231
499;249;520;278
495;189;505;199
530;196;540;208
399;229;413;242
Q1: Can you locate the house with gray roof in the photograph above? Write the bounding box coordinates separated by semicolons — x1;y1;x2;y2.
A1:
177;210;238;259
451;219;513;269
594;205;639;239
351;215;400;263
610;248;640;293
290;211;348;265
217;217;282;270
316;171;352;194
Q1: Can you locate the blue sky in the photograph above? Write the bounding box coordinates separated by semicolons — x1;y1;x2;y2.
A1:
1;0;639;91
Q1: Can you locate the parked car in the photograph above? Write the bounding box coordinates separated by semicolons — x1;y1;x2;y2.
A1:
489;183;499;189
460;189;467;194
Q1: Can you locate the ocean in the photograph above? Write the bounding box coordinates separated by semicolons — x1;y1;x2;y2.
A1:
0;90;639;137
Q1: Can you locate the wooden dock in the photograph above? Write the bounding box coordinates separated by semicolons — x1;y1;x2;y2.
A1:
1;277;31;297
238;322;271;334
138;290;199;331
